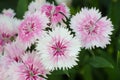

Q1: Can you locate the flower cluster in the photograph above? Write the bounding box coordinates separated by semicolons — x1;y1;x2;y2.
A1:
0;0;113;80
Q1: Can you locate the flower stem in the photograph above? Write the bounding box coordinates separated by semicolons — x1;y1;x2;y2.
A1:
38;74;48;79
64;70;72;80
89;49;95;58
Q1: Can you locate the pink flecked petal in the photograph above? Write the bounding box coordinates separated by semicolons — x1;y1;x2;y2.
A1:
18;11;49;47
7;53;50;80
70;8;113;49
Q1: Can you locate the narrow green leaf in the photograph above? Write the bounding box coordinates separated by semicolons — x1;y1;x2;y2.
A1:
63;70;70;78
117;51;120;69
16;0;28;18
89;56;114;68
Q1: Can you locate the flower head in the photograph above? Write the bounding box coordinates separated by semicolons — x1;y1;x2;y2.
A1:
8;53;49;80
0;15;20;53
70;8;113;49
41;3;69;26
18;11;49;46
36;26;81;70
1;40;26;68
4;40;26;58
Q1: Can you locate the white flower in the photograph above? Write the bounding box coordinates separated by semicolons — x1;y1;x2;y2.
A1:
36;26;81;70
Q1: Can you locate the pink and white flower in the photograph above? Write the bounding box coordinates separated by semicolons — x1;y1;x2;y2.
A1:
25;0;69;26
41;3;69;26
0;15;20;54
18;11;49;47
70;8;113;49
0;40;26;69
8;53;49;80
36;26;81;70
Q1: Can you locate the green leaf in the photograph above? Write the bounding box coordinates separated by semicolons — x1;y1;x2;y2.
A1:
16;0;28;18
80;65;93;80
89;56;114;68
117;51;120;69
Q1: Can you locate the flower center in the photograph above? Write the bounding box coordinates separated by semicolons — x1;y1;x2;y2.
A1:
23;22;35;35
0;33;11;45
23;64;39;80
51;41;67;56
29;71;34;77
84;21;97;34
13;57;19;62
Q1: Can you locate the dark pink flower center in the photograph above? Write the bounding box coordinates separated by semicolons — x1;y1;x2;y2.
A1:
23;64;40;80
22;22;36;35
0;33;11;46
51;41;67;56
13;56;20;62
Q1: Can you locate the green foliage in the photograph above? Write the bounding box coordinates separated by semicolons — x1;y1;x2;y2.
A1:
16;0;28;18
89;56;114;68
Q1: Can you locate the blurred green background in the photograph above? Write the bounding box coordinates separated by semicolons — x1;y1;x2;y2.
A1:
0;0;120;80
